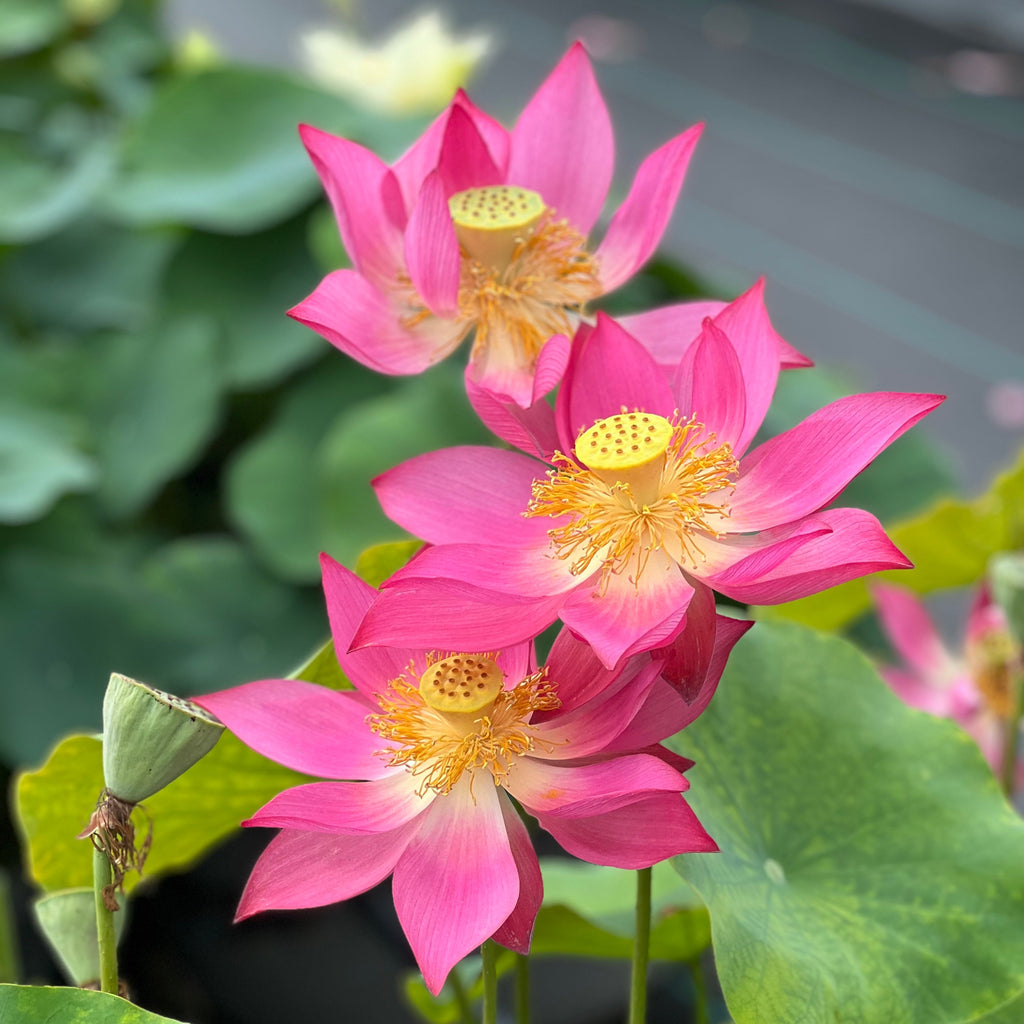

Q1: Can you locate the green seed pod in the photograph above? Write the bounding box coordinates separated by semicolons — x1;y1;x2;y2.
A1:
991;553;1024;646
102;672;224;803
33;888;127;986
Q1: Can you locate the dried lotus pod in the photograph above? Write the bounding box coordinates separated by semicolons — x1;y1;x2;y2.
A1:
101;672;224;804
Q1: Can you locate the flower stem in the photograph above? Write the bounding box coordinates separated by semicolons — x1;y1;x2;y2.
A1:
515;953;531;1024
1001;665;1023;798
689;956;709;1024
92;846;118;995
481;939;499;1024
449;968;474;1024
0;871;20;984
628;867;653;1024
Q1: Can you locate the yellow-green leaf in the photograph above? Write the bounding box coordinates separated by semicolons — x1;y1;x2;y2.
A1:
759;447;1024;630
15;731;308;893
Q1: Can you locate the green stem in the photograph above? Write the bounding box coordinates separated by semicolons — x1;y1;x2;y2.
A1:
628;867;653;1024
449;968;474;1024
1001;666;1023;798
515;953;531;1024
480;939;499;1024
0;871;20;984
689;956;709;1024
92;846;118;995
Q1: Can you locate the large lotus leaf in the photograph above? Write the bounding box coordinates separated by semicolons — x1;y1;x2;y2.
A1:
0;985;186;1022
162;217;322;387
673;621;1024;1024
0;132;115;243
228;364;487;583
759;367;955;525
102;67;408;233
15;729;308;894
83;316;222;518
761;447;1024;631
0;218;180;332
0;533;324;764
533;859;709;960
0;405;96;524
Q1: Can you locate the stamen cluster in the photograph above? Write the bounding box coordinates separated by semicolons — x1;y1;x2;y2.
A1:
367;658;560;795
526;416;739;583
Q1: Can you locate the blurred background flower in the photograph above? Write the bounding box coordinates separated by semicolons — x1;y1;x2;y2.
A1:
301;9;492;115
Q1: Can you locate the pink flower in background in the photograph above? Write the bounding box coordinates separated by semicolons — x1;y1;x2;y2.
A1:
289;42;704;406
197;556;742;995
356;309;943;668
873;582;1022;772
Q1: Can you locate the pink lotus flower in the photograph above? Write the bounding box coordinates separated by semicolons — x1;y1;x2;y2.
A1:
874;582;1022;773
355;307;943;668
196;555;745;995
289;42;706;406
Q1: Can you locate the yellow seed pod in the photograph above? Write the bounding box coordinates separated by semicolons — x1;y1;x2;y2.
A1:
448;185;546;270
419;655;504;714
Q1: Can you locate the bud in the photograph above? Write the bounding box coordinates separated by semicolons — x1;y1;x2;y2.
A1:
990;552;1024;646
33;888;127;986
102;673;224;804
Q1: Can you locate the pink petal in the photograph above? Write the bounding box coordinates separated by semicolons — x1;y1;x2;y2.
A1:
245;774;432;833
872;583;951;678
706;507;912;605
393;92;511;212
619;290;811;379
729;392;946;531
707;279;784;455
236;823;419;919
556;316;676;451
967;582;1007;645
374;446;548;546
880;667;957;717
616;301;719;367
465;370;562;460
491;797;542;955
404;171;461;317
319;554;418;699
543;626;635;712
507;42;613;235
393;775;519;996
532;661;664;758
289;270;465;375
437;102;503;194
559;556;694;669
298;125;405;285
596;678;695;753
595;123;703;292
387;540;578;598
507;753;686;818
353;579;565;652
539;791;716;869
195;680;393;780
673;318;747;453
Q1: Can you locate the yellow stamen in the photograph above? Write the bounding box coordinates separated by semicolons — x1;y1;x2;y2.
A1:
449;186;546;272
968;631;1022;718
368;654;560;795
526;413;738;585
